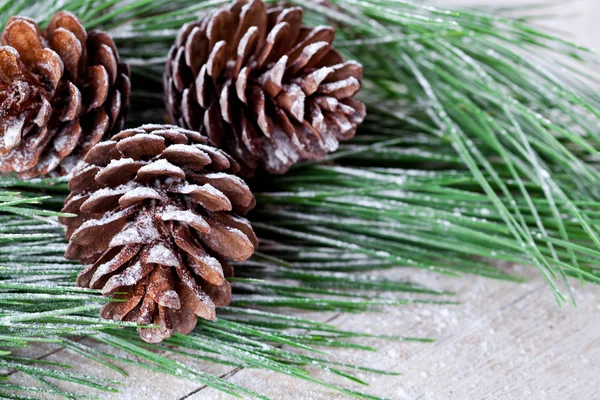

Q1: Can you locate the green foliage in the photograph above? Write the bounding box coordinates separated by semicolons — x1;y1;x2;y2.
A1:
0;177;437;399
66;0;600;302
260;0;600;304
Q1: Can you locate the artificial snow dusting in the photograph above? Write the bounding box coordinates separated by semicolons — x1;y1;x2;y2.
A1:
75;208;132;232
170;183;202;195
120;186;163;202
90;249;132;287
202;183;230;199
109;213;160;247
102;260;145;294
3;113;26;150
159;205;210;232
138;159;184;175
146;242;180;267
84;183;135;203
103;157;137;169
165;144;208;157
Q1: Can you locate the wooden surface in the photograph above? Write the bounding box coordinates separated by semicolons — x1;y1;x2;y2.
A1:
8;1;600;399
186;267;600;400
8;266;600;399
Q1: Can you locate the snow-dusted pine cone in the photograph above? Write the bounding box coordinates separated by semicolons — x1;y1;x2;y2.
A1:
164;0;365;176
0;11;130;178
62;124;257;343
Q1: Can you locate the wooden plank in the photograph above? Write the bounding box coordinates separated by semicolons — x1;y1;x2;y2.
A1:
187;269;600;399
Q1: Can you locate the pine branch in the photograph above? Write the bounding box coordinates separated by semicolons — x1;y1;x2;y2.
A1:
1;0;600;399
0;177;433;400
65;0;600;301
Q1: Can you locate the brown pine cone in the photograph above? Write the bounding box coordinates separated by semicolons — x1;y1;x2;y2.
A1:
61;124;257;343
164;0;365;176
0;12;130;178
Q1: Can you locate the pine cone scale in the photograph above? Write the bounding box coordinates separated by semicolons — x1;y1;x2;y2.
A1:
116;134;166;159
51;29;81;80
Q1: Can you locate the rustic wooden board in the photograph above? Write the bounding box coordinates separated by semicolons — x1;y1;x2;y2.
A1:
183;267;600;400
7;266;600;399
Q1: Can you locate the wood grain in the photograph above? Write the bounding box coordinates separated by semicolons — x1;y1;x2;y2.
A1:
7;266;600;399
185;267;600;400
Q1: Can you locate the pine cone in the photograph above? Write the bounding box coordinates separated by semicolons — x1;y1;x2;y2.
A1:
62;124;257;343
164;0;365;176
0;12;130;178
